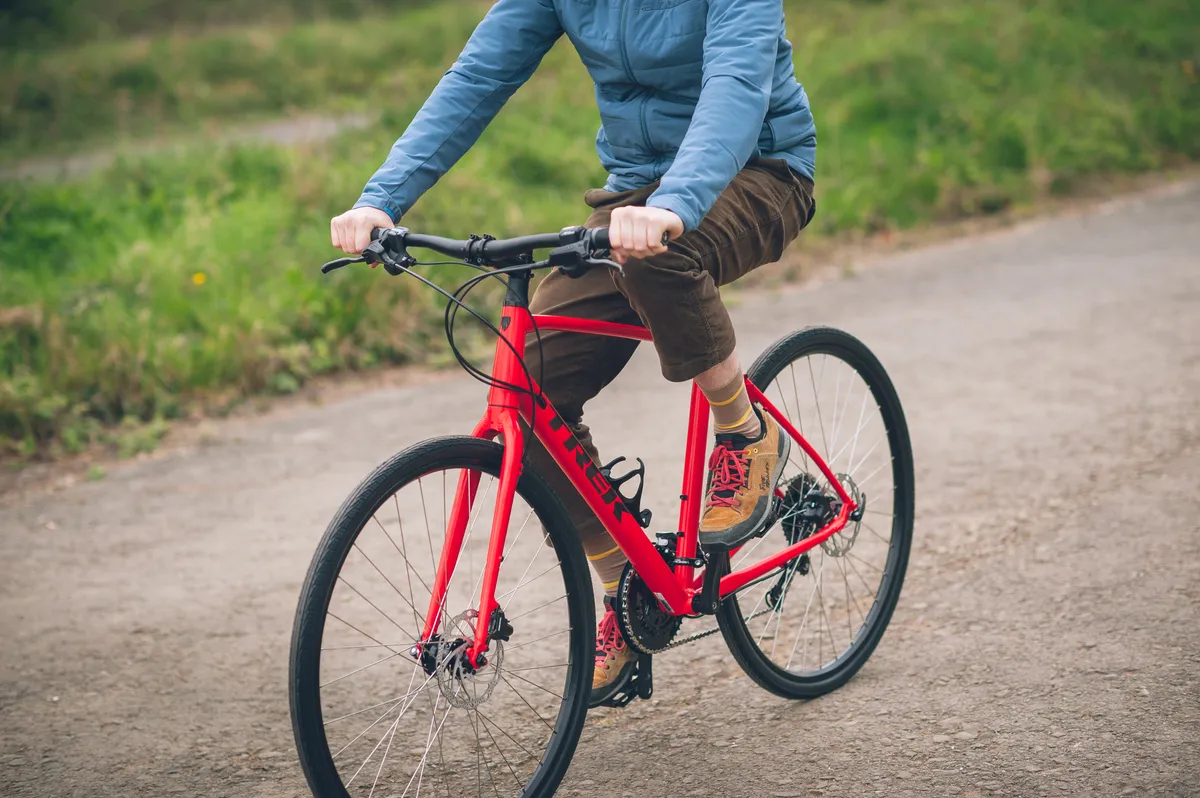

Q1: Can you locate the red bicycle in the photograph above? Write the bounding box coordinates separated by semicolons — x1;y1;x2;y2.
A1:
290;226;914;797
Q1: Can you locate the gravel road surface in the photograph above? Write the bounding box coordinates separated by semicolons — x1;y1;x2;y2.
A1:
2;182;1198;797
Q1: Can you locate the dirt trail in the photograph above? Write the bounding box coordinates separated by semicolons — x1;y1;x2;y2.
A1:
2;182;1198;797
0;112;374;181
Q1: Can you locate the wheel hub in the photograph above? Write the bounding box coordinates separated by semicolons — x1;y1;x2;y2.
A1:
820;474;863;557
430;609;504;709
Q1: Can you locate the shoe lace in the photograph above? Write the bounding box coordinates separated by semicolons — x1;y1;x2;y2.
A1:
595;608;625;666
706;443;750;508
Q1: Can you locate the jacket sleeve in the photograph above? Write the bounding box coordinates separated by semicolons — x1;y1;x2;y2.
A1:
354;0;563;221
645;0;780;232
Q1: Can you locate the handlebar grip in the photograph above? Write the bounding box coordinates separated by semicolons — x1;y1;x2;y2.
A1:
587;227;671;252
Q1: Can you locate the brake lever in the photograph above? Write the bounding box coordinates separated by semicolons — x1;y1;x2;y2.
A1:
321;255;366;274
584;256;624;275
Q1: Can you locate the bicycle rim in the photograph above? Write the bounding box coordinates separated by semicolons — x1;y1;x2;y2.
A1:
717;328;914;698
290;437;593;797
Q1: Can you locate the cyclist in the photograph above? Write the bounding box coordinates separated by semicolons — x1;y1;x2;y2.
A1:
330;0;816;705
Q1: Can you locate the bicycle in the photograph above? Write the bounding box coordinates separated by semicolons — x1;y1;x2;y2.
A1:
290;225;914;797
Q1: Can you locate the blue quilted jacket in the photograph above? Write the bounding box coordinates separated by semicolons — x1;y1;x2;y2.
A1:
356;0;816;232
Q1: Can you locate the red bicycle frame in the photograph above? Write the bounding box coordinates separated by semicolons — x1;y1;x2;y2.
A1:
420;298;857;662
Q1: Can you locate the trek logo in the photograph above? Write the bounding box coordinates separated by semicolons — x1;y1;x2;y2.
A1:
548;415;629;523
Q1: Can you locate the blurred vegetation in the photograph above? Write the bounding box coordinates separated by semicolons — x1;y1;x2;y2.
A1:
0;3;465;160
0;0;425;50
1;0;1198;457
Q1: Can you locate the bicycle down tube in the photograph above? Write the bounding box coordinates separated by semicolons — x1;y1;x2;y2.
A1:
421;296;858;662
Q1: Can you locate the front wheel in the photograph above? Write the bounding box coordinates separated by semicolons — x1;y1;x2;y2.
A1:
716;327;915;699
290;437;595;797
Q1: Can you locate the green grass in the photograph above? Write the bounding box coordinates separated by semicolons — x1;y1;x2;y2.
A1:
0;0;422;51
0;4;474;161
1;0;1198;456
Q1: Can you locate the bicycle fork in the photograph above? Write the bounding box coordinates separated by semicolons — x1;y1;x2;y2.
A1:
418;286;537;667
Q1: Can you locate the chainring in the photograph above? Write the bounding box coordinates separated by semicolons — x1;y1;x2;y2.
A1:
615;564;682;655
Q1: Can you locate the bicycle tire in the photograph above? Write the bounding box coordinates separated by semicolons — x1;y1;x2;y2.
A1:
716;327;915;699
290;436;594;797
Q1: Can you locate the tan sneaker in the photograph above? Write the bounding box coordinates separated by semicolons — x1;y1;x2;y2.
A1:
698;408;791;549
589;597;638;707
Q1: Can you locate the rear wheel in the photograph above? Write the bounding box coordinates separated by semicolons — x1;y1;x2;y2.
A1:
716;327;914;699
290;437;594;797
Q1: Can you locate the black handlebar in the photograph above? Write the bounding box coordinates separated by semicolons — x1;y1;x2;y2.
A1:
372;225;610;262
319;225;672;278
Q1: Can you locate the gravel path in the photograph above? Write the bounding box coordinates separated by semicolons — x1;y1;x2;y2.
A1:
2;182;1198;797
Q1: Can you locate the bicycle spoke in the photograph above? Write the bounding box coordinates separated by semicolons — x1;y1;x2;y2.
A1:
507;594;567;623
505;662;570;674
366;706;403;797
732;533;770;571
418;477;438;578
783;366;813;473
397;692;453;798
479;705;526;791
349;544;426;631
467;707;500;798
498;674;555;731
337;573;418;644
321;651;408;689
327;611;416;656
712;334;910;691
504;626;572;652
505;669;565;701
829;367;844;457
306;450;590;796
346;706;404;789
494;542;556;605
844;554;880;598
478;709;543;765
324;682;432;725
843;388;871;473
807;355;831;457
862;520;892;545
335;668;436;759
853;458;892;491
846;550;884;574
838;556;857;643
814;553;838;664
468;508;538;617
379;506;435;605
784;568;820;671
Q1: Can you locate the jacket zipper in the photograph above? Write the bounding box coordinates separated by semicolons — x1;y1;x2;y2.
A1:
618;3;656;157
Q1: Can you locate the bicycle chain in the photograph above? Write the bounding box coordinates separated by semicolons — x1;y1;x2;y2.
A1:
660;606;775;651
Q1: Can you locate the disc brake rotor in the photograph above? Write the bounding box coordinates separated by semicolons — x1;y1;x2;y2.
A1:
820;474;863;557
435;609;503;709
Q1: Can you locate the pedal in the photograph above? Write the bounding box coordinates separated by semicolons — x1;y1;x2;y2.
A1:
598;654;654;708
600;456;653;528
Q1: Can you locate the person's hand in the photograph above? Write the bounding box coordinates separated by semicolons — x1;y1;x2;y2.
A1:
608;206;684;264
330;207;395;254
